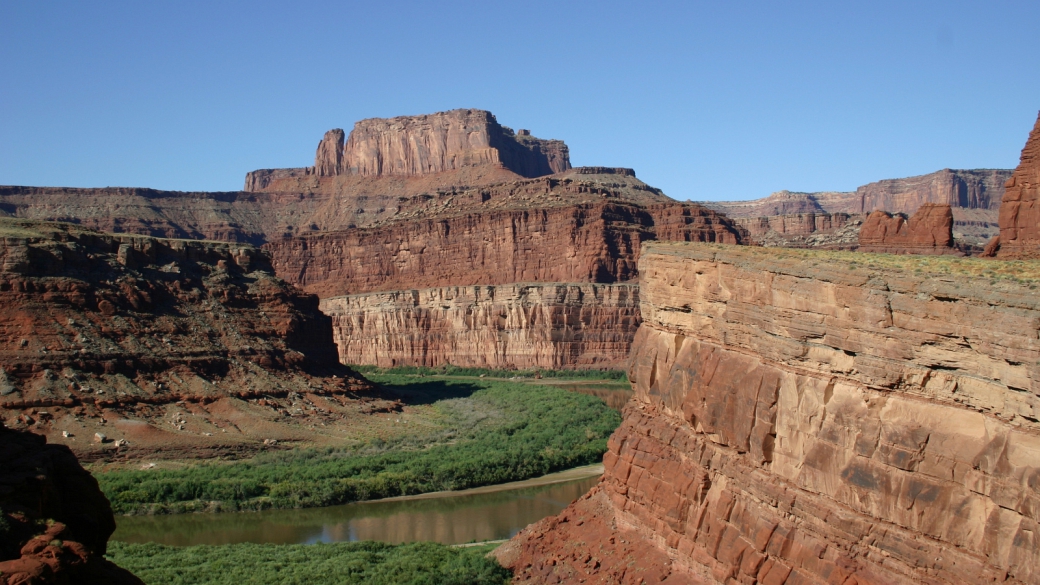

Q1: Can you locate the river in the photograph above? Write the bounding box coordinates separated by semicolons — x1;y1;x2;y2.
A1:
111;465;602;547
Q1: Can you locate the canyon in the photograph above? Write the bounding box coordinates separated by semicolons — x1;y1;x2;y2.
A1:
498;241;1040;584
0;109;748;371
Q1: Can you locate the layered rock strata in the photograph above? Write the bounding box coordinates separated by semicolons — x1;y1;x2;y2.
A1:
320;283;639;370
997;112;1040;259
0;425;142;584
704;169;1012;218
858;202;960;255
0;218;374;458
500;242;1040;584
267;193;746;298
244;109;571;189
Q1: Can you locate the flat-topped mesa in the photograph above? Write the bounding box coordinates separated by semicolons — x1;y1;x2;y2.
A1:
858;202;961;255
997;112;1040;258
244;109;571;191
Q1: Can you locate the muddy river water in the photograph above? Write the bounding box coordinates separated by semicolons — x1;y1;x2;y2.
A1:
112;465;602;546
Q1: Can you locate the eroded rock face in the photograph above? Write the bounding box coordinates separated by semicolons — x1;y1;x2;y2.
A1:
0;218;372;459
314;128;346;177
858;202;960;254
998;112;1040;259
265;194;745;298
500;242;1040;584
321;283;639;370
0;425;142;584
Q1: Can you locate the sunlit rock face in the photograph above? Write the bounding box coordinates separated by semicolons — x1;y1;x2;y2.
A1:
499;242;1040;585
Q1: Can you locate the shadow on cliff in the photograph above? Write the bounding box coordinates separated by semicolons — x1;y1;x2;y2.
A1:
376;379;483;406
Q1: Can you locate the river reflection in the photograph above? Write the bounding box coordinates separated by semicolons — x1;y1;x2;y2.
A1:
112;475;599;547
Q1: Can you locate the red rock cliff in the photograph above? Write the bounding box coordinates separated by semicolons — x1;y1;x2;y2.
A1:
0;218;372;459
320;283;639;370
499;242;1040;584
997;112;1040;258
858;202;960;255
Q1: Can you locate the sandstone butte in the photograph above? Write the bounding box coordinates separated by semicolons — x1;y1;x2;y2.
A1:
857;202;961;255
497;241;1040;585
0;217;378;462
0;425;143;584
0;109;748;371
996;112;1040;259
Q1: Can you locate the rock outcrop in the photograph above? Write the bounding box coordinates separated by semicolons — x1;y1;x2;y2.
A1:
0;425;142;584
858;202;960;255
243;109;571;189
705;169;1012;219
321;283;639;370
0;218;373;459
997;112;1040;259
499;242;1040;584
314;128;346;177
733;212;863;250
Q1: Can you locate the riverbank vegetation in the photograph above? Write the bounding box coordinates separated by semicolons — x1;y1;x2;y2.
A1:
98;374;620;514
351;364;628;380
108;540;510;585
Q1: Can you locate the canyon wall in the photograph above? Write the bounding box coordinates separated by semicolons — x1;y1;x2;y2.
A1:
320;283;639;370
997;112;1040;259
267;195;746;298
0;218;373;459
0;425;142;584
499;242;1040;584
858;203;960;255
704;169;1011;218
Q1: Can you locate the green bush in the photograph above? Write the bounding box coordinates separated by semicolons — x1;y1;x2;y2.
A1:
107;540;511;585
98;377;620;514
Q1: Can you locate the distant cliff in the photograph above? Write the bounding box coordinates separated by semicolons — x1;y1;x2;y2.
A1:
244;109;571;191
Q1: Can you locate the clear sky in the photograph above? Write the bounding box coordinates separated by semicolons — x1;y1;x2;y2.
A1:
2;1;1038;201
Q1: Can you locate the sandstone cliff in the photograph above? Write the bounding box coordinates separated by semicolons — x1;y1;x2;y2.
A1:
321;283;639;370
997;112;1040;259
499;242;1040;584
858;202;960;255
0;218;373;460
264;188;745;298
0;425;143;584
705;169;1012;219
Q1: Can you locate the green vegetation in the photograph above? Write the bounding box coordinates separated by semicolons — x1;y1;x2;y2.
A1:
107;540;510;585
351;364;627;381
98;375;620;514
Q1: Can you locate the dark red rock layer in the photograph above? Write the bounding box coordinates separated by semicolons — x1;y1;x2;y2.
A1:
0;425;142;584
266;198;745;298
857;202;960;255
998;112;1040;258
500;242;1040;584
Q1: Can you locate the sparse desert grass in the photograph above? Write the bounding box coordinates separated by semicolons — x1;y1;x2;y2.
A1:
107;540;510;585
653;241;1040;284
97;375;620;514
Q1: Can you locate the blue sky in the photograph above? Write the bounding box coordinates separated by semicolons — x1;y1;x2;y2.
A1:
2;1;1038;201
